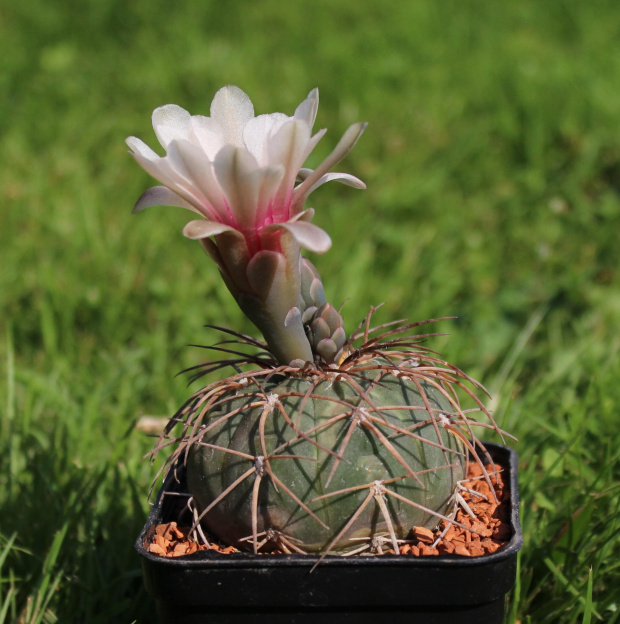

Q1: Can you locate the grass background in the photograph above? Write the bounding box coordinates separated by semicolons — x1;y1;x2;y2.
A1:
1;0;619;621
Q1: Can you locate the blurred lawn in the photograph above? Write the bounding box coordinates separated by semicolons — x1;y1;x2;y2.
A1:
1;0;619;622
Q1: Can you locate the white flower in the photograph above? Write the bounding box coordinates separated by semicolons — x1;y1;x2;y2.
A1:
126;85;366;257
126;86;366;364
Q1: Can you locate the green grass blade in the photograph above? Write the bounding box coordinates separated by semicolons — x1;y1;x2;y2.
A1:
581;567;593;624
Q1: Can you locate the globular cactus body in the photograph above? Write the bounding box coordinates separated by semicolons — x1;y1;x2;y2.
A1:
187;360;465;553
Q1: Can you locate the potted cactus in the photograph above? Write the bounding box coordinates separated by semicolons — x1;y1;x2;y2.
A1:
128;86;522;623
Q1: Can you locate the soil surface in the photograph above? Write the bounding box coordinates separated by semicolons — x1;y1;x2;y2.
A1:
148;461;511;558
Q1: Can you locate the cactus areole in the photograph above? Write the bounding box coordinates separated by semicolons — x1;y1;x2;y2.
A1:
128;86;508;557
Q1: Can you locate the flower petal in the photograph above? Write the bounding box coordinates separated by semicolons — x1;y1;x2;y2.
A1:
152;105;192;150
255;165;285;226
268;119;312;214
214;145;261;227
291;121;367;214
127;145;209;215
294;88;319;129
296;168;313;182
243;113;289;165
168;139;229;222
126;136;160;160
264;220;332;254
183;220;236;240
189;115;226;160
210;85;254;148
289;207;315;223
269;119;312;169
302;172;367;196
132;185;198;214
303;128;327;161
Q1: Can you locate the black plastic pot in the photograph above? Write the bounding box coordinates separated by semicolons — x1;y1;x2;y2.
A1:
136;442;522;624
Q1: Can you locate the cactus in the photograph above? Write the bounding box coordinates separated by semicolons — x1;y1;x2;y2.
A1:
128;86;507;556
186;367;464;554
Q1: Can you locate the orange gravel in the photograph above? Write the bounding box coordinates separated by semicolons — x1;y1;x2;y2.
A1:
148;461;511;558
